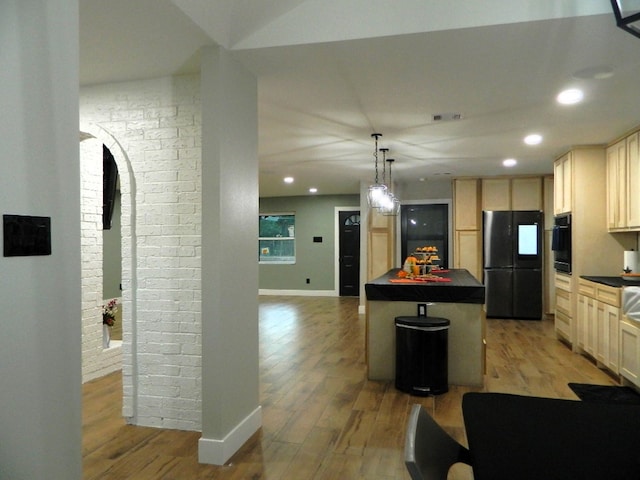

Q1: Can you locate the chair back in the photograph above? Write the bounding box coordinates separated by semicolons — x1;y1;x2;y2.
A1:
404;404;471;480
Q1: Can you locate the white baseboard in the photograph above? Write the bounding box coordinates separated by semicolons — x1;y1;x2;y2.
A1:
259;289;337;297
198;406;262;465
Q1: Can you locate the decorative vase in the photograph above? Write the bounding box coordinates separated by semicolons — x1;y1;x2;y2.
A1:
103;323;111;348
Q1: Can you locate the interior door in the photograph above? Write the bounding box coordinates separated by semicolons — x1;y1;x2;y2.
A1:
339;210;360;296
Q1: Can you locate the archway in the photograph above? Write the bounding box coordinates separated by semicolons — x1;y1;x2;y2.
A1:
79;125;138;418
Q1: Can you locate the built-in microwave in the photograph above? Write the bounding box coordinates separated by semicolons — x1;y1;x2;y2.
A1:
552;213;572;273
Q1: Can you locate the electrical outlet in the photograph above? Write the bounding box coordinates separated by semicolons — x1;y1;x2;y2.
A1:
306;278;310;284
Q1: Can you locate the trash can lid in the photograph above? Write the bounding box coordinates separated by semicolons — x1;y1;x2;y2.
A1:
395;316;450;327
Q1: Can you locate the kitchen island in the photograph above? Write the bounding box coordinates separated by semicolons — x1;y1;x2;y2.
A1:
365;268;485;386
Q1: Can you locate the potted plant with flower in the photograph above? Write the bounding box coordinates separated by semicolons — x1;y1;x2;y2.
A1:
102;299;118;348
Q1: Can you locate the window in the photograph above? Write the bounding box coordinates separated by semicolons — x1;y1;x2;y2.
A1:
400;203;450;267
259;214;295;264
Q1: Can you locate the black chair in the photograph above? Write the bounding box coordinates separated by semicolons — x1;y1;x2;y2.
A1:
462;392;640;480
403;404;471;480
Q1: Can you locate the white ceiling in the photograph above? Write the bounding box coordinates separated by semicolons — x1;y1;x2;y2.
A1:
79;0;640;197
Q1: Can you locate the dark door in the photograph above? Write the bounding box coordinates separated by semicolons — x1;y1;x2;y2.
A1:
339;210;360;296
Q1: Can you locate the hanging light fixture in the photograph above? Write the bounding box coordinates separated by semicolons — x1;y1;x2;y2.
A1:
367;133;388;208
383;157;401;216
611;0;640;39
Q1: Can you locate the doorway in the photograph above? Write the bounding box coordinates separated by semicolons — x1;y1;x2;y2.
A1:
338;210;360;296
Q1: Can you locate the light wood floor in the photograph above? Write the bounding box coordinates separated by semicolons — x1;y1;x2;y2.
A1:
83;296;618;479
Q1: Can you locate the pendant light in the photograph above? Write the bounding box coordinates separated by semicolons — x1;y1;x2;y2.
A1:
382;157;401;216
367;133;388;208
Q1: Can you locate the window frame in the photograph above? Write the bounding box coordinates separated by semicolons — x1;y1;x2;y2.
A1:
259;213;296;264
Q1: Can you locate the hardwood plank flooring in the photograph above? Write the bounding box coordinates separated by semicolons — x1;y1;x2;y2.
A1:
83;296;618;479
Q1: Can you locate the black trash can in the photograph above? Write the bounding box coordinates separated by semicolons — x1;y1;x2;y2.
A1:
395;313;450;396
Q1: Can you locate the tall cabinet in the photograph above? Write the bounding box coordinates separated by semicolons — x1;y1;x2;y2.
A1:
554;146;636;345
453;179;481;281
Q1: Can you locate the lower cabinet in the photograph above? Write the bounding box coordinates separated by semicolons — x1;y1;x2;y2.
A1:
555;273;573;343
620;318;640;387
576;279;620;375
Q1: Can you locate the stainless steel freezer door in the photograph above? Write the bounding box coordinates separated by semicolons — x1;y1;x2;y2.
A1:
484;269;514;318
513;269;543;319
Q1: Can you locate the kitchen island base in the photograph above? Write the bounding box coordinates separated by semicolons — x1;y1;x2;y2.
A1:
367;301;484;386
365;268;485;387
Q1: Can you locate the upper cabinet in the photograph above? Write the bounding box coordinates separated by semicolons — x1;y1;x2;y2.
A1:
627;131;640;229
606;129;640;232
607;139;627;231
454;179;480;230
481;177;542;211
512;177;543;211
554;152;572;215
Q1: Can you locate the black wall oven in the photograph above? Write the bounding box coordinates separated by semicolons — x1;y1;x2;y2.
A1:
552;213;572;273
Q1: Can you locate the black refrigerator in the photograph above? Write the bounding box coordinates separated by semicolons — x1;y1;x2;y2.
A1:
483;210;543;320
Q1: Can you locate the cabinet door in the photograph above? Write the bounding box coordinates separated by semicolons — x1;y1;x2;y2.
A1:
604;304;620;373
620;319;640;386
577;294;587;349
512;177;542;210
554;157;564;215
555;288;572;342
596;301;606;364
454;179;480;230
581;296;597;356
455;230;480;281
607;140;626;230
554;153;572;214
481;178;511;211
627;132;640;228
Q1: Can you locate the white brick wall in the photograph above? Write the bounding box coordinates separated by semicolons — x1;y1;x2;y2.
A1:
80;75;203;431
79;138;122;382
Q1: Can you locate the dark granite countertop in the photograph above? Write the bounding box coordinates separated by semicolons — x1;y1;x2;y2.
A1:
365;268;485;304
580;275;640;288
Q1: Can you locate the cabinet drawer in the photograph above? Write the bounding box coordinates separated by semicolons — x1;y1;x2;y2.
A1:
556;288;572;316
597;284;621;307
555;273;573;292
578;279;597;297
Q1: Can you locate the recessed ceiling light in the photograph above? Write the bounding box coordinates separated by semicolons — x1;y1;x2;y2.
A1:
557;88;584;105
309;187;317;193
283;176;294;184
503;158;517;167
524;134;543;145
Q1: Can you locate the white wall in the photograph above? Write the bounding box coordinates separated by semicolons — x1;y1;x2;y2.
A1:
0;1;82;478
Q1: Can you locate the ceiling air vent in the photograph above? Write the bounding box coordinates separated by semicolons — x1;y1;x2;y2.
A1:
432;113;462;122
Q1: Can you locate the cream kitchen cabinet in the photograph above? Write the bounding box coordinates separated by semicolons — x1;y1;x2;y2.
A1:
454;179;480;230
555;273;573;342
481;178;511;211
576;278;621;375
512;177;543;210
454;230;481;282
606;139;627;231
627;131;640;229
620;318;640;387
553;152;572;215
606;130;640;231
